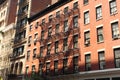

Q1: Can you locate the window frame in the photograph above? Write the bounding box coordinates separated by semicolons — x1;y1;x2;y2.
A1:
84;11;90;24
97;27;104;43
85;54;91;71
98;51;106;70
96;5;102;20
109;0;117;15
114;48;120;68
84;31;90;46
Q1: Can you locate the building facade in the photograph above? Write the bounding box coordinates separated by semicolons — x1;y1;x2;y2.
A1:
27;0;120;80
8;0;55;80
0;0;17;80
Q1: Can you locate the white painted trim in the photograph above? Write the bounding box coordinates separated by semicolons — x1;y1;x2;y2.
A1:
56;9;61;12
34;32;38;35
96;24;103;28
110;19;119;24
33;47;37;50
97;49;105;52
73;54;79;57
47;42;52;45
27;49;31;51
84;51;91;55
95;4;102;8
63;5;69;9
46;60;51;63
84;29;90;32
73;0;78;3
79;68;120;75
109;0;113;1
54;59;58;61
26;65;29;67
112;45;120;49
83;9;89;13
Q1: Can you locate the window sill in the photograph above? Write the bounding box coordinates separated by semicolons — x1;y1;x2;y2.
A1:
110;12;118;16
112;37;120;40
83;3;89;6
84;44;90;47
84;23;90;26
97;41;104;44
96;17;103;21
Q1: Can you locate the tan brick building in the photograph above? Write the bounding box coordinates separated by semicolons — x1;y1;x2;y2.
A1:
0;0;17;80
8;0;55;80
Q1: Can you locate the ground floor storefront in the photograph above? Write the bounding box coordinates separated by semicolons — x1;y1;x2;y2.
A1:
49;68;120;80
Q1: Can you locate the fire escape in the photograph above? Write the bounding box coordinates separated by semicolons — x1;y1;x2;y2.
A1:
36;5;80;77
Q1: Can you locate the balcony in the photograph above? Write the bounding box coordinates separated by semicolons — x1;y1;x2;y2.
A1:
13;38;27;47
9;53;25;61
18;0;29;7
7;74;24;80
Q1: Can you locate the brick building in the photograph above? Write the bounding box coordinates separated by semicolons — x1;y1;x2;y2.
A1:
8;0;56;80
27;0;120;80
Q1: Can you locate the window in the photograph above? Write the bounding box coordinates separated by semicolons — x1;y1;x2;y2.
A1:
84;31;90;46
64;20;68;32
18;46;24;55
32;65;35;75
97;27;104;42
98;51;105;70
26;67;29;74
33;48;37;59
73;35;78;48
55;41;59;53
64;7;68;14
41;31;44;40
54;61;58;75
28;36;32;44
109;0;117;15
63;38;68;51
46;62;50;75
96;6;102;20
84;11;89;24
73;16;79;28
40;47;44;57
73;2;78;9
27;51;30;61
34;33;38;44
63;58;68;73
48;27;52;37
35;22;39;29
111;22;120;39
85;54;91;71
22;5;28;14
84;0;88;5
56;11;60;18
34;33;38;39
20;17;27;27
73;56;79;73
29;25;32;31
42;18;45;25
39;64;43;75
47;44;51;55
55;24;60;33
114;48;120;68
49;15;53;22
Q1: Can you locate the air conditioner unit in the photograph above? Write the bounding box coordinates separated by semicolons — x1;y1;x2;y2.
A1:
85;40;90;45
113;34;120;39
